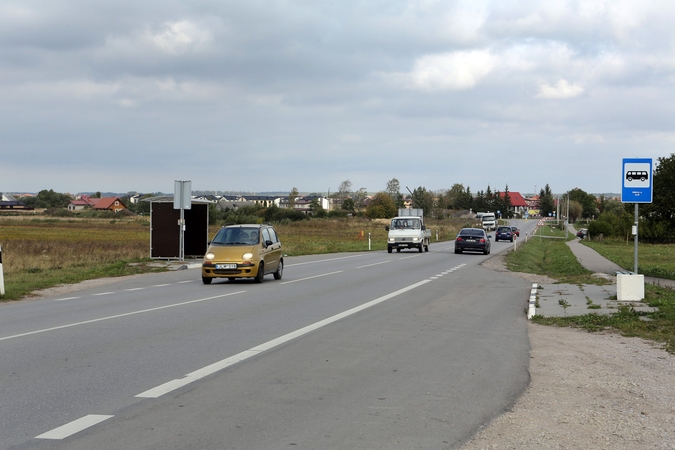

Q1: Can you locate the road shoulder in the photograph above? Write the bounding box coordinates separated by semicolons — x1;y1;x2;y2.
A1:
460;254;675;448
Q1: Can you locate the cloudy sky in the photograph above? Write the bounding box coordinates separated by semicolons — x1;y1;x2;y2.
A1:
1;0;673;196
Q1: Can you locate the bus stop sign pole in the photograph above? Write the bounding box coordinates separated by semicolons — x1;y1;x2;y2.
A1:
621;158;653;274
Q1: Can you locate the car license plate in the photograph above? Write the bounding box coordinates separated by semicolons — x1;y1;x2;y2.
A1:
216;263;237;269
466;239;476;242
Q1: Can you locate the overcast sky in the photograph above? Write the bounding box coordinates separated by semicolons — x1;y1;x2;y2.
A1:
1;0;673;196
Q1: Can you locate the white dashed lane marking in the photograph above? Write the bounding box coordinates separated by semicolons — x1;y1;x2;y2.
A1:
36;415;114;440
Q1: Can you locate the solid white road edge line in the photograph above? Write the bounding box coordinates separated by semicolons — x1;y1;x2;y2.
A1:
35;415;114;440
135;278;432;399
0;291;246;342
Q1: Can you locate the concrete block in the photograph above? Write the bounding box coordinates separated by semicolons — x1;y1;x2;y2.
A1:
617;274;644;301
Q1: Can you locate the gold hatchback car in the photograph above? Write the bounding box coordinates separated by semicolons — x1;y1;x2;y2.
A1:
201;224;283;284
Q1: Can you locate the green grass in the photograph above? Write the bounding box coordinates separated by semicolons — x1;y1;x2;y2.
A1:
506;225;604;285
506;225;675;353
4;261;167;300
583;240;675;280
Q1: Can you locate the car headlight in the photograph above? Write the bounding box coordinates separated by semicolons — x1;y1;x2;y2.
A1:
242;252;253;260
205;252;215;260
388;238;394;243
412;238;419;242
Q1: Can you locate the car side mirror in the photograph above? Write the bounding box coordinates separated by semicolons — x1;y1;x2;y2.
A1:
421;225;426;230
385;226;390;231
266;240;273;247
487;235;491;239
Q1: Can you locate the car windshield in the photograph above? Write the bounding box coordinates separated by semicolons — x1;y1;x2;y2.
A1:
497;227;510;232
391;218;421;229
212;227;259;245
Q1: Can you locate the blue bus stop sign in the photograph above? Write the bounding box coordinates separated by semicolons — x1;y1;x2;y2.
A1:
621;158;653;203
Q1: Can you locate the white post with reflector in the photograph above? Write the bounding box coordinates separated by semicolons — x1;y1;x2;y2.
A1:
0;244;5;296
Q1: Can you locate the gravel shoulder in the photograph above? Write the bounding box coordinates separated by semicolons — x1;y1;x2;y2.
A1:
459;255;675;449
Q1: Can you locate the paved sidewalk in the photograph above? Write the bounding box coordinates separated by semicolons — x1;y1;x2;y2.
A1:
566;238;624;274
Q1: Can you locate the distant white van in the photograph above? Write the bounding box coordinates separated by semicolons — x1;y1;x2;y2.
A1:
482;213;496;231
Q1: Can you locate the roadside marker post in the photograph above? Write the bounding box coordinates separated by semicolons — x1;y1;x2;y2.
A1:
0;245;5;296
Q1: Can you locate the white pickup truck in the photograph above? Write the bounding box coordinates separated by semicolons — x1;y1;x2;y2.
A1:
386;208;431;253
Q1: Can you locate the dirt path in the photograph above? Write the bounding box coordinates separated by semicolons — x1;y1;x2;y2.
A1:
459;256;675;449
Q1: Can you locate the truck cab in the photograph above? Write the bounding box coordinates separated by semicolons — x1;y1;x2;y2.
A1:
481;213;496;231
386;209;431;253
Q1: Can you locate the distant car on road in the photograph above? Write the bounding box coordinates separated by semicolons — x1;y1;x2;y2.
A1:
510;226;520;237
455;228;491;255
495;226;513;242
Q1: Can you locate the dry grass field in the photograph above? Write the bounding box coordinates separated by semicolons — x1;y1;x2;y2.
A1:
0;215;465;301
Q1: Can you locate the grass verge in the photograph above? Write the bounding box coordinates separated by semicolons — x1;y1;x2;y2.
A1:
506;225;605;285
506;225;675;353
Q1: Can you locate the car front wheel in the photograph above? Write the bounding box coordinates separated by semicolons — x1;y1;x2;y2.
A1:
202;276;212;285
255;263;265;283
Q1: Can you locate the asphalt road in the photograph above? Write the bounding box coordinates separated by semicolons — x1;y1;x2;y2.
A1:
0;221;536;450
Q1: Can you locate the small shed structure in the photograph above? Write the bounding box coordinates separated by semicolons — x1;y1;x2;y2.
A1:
143;196;213;259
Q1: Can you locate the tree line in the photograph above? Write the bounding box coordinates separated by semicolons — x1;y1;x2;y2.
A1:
13;152;675;243
333;177;534;221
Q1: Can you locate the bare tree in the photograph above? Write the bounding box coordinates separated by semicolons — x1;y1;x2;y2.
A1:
352;187;368;211
288;187;299;209
385;178;400;200
337;180;352;200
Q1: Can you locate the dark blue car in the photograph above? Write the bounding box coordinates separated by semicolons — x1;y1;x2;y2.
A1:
494;226;513;242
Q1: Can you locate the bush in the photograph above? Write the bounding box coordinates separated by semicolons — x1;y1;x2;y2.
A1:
44;208;75;217
327;210;348;218
588;212;622;238
640;218;675;244
263;205;307;223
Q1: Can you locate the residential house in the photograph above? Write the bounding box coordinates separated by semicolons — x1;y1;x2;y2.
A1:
67;195;127;213
92;197;127;213
278;195;330;214
497;191;529;217
0;193;34;210
525;195;541;217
